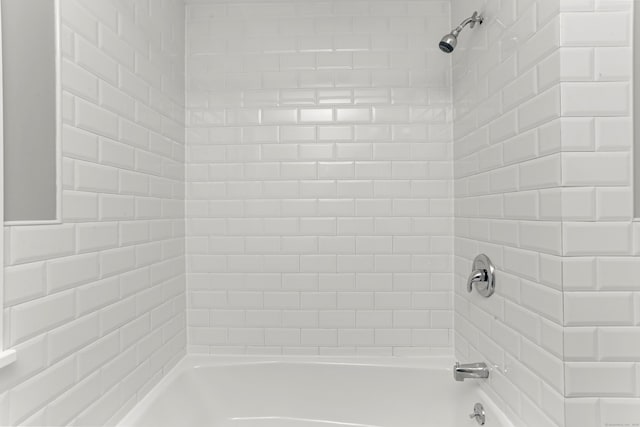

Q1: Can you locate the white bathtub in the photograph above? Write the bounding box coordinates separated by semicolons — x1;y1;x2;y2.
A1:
118;355;515;427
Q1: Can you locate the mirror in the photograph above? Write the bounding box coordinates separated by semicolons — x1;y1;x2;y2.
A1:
2;0;60;224
635;2;640;217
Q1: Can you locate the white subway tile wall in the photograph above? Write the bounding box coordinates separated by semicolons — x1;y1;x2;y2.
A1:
452;0;564;426
185;0;454;356
0;1;186;425
454;0;640;426
559;1;640;426
0;0;636;425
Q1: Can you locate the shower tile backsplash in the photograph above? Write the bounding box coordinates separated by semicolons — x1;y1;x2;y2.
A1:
559;2;639;427
0;1;636;426
452;0;565;424
453;1;638;427
185;0;454;356
0;1;186;425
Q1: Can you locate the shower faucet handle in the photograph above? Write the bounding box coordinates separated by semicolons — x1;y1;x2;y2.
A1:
466;254;495;298
466;268;487;293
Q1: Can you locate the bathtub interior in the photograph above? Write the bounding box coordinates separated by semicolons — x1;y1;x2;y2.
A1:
118;356;516;427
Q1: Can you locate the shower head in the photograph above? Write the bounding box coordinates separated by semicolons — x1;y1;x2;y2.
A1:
439;33;457;53
439;11;483;54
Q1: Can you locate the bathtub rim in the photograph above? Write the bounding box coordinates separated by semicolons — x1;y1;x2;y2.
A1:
116;354;520;427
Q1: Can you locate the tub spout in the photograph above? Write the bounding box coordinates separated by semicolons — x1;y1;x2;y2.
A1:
453;362;489;382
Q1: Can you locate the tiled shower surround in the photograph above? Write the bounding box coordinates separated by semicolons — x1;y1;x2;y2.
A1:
452;0;566;424
0;0;638;426
558;2;639;426
0;0;186;425
454;0;639;426
185;0;455;356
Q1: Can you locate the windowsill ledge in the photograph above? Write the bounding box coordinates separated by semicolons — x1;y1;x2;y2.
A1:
0;349;16;369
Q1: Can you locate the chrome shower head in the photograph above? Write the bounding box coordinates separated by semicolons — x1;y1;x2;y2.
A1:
439;33;457;53
439;11;483;54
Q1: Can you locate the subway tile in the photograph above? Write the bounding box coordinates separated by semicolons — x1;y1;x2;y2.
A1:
563;257;597;290
4;263;46;307
562;152;630;186
565;292;634;326
564;222;632;256
595;117;632;151
565;327;597;361
9;291;76;345
560;12;630;46
9;358;76;425
598;328;640;361
518;86;561;132
561;83;631;117
565;362;636;397
47;254;99;293
9;226;76;265
599;399;640;427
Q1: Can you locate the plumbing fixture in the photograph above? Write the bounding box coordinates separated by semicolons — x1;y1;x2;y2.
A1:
453;362;490;382
466;254;495;297
469;403;486;425
438;11;483;53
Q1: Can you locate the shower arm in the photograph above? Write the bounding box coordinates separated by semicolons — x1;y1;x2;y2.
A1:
452;12;483;37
